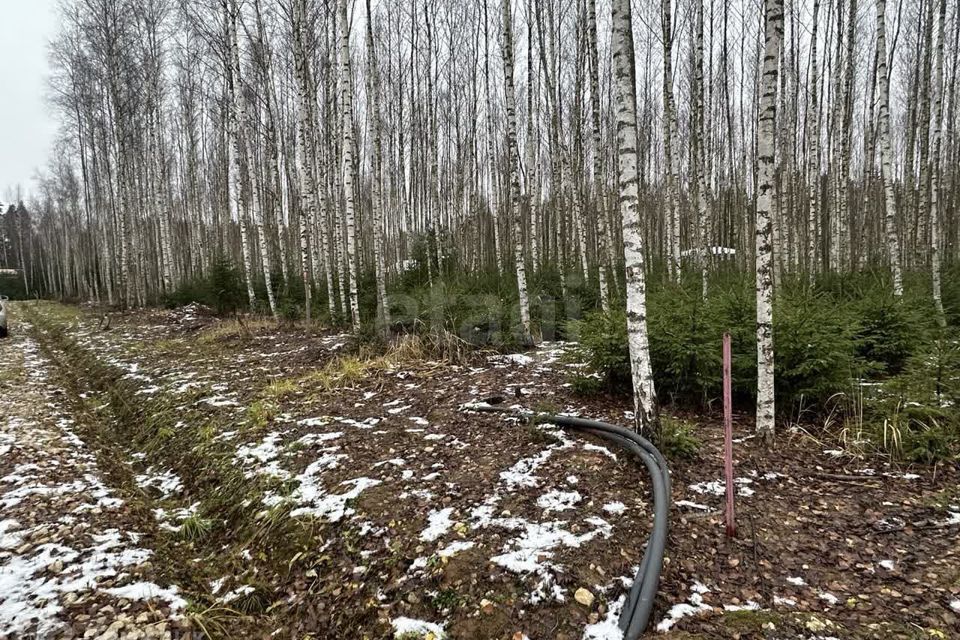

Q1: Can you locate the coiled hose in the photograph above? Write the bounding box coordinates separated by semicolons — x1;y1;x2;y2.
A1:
464;403;670;639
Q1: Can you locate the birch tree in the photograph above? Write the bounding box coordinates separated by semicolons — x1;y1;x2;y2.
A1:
365;0;391;330
875;0;905;297
612;0;659;435
338;0;361;330
755;0;784;442
500;0;532;339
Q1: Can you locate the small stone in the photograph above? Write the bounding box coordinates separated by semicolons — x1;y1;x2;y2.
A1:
574;588;595;607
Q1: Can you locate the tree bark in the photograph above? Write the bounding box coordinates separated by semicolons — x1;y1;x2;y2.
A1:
612;0;659;436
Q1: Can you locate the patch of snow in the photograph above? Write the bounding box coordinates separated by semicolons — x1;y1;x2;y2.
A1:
950;599;960;613
295;432;343;446
135;468;183;497
386;405;412;415
499;435;573;488
391;617;446;638
938;510;960;526
602;502;626;515
582;443;618;460
536;490;582;512
438;540;475;558
374;458;406;468
236;432;290;479
723;601;760;612
102;582;187;610
774;595;797;606
819;592;839;606
289;477;381;521
297;417;332;428
688;477;754;497
786;576;806;586
420;508;455;542
220;585;255;603
491;518;612;575
197;394;239;408
656;582;712;632
582;594;624;639
878;560;895;571
0;519;24;550
675;500;711;511
335;416;381;430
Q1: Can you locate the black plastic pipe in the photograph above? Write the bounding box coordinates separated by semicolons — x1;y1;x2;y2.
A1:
465;403;670;639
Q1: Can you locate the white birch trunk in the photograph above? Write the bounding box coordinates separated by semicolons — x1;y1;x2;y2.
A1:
807;0;820;278
930;0;946;325
588;0;611;311
612;0;658;435
227;0;256;311
755;0;783;442
292;0;313;320
365;0;391;331
500;0;532;338
662;0;681;283
338;0;361;330
875;0;904;298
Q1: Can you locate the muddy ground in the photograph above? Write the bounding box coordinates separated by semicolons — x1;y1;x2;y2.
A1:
1;301;958;639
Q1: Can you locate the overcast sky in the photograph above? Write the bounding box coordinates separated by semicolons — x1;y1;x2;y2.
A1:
0;0;59;201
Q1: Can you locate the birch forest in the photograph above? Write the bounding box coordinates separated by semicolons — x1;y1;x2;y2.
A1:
2;0;960;637
11;0;960;424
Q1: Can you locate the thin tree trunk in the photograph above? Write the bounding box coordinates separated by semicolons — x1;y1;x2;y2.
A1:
930;0;946;325
755;0;784;442
500;0;532;339
338;0;361;330
612;0;659;436
365;0;391;331
876;0;905;297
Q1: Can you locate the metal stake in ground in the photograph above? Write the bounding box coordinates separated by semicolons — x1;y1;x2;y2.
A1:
723;332;736;537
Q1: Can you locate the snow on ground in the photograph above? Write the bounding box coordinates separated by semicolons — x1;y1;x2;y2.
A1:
582;594;625;640
675;500;711;511
438;540;475;558
688;477;756;497
420;508;455;542
537;489;582;512
236;431;292;479
0;326;185;637
656;582;712;632
274;472;382;521
391;616;446;638
135;467;184;497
